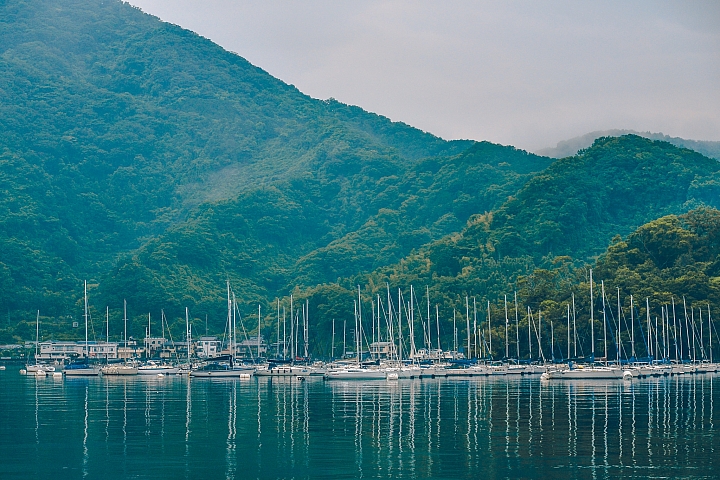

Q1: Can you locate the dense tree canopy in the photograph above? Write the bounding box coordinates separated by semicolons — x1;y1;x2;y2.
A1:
1;1;719;358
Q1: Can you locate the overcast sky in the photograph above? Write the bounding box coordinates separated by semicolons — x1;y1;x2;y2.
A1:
128;0;720;152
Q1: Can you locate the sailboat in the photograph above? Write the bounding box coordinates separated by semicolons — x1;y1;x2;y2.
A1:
101;302;138;375
325;287;388;380
22;310;56;376
65;281;100;376
190;283;255;378
542;270;629;381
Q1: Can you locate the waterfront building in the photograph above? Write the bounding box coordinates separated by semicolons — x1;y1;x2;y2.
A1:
36;341;119;361
197;336;221;358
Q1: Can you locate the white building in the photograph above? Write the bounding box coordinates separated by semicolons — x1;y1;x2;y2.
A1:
37;341;118;361
197;336;221;358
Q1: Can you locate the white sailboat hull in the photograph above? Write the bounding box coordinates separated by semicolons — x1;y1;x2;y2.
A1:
189;369;253;378
541;367;627;380
324;368;387;380
64;366;101;376
101;365;138;375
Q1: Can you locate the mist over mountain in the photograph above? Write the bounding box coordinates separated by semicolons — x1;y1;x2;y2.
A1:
1;0;719;351
536;130;720;161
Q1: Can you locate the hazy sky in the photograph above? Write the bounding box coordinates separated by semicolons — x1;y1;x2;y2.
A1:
128;0;720;152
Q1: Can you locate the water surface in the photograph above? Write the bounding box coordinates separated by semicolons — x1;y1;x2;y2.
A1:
0;371;717;479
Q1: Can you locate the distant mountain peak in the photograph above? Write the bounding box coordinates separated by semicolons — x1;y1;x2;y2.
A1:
536;130;720;160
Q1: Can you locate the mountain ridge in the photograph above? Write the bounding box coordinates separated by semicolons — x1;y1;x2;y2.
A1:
536;129;720;160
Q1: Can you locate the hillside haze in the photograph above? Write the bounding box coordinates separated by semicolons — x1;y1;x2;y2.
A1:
537;130;720;160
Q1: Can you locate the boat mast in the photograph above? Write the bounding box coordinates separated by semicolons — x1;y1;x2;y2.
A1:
378;294;382;346
283;306;286;359
602;281;607;364
436;305;441;352
709;304;713;364
690;306;696;363
84;280;88;360
397;288;403;362
630;295;635;360
589;269;594;361
408;286;414;361
572;292;577;358
504;295;509;359
550;316;554;362
617;288;621;362
567;303;571;361
258;303;262;360
465;296;470;358
656;311;661;360
232;293;237;363
538;308;542;361
453;309;457;357
673;297;680;361
683;297;690;361
354;300;359;363
185;307;190;364
332;319;335;360
473;298;478;359
487;300;492;359
227;281;232;359
699;307;704;360
527;306;532;360
646;297;652;361
515;292;520;360
304;299;309;359
465;295;470;360
290;295;294;361
35;310;40;364
371;297;376;353
358;286;363;362
124;299;127;361
426;286;431;352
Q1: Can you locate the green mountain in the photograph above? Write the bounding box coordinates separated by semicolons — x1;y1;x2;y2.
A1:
100;141;550;323
324;135;720;357
2;0;719;355
368;135;720;287
0;0;472;323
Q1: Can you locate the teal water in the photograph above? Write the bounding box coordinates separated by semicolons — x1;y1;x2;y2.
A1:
0;371;717;479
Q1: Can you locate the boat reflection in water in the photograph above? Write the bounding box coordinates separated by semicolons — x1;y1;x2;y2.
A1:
3;373;719;478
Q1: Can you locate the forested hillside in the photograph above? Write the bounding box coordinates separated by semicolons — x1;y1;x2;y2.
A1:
0;0;470;328
103;141;550;330
1;0;718;353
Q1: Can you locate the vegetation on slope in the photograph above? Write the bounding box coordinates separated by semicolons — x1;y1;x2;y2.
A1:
0;0;470;324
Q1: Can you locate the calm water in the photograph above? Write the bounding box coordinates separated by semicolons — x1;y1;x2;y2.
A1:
0;371;718;479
